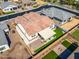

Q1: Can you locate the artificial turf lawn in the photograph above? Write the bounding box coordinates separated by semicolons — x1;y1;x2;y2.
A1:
42;51;60;59
35;28;64;53
72;29;79;42
53;28;64;39
62;40;71;48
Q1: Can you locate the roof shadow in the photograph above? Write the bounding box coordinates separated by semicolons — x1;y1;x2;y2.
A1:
5;33;11;47
58;43;78;59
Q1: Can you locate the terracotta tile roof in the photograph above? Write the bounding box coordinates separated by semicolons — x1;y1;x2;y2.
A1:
15;12;54;35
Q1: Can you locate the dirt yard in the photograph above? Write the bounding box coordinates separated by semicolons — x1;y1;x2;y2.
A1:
0;21;31;59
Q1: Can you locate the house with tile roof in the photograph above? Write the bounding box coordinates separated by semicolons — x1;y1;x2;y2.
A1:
14;12;55;46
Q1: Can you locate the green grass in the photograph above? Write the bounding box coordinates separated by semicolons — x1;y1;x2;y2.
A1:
43;2;48;5
4;11;15;14
53;28;64;39
62;40;77;52
35;28;64;53
72;29;79;42
35;38;56;53
62;40;71;48
68;44;77;52
42;51;60;59
32;5;38;8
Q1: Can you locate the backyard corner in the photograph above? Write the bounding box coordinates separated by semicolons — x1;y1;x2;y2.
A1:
42;51;61;59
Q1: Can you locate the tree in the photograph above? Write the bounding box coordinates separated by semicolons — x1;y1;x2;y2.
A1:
59;0;75;5
69;0;75;5
75;0;79;9
46;0;58;3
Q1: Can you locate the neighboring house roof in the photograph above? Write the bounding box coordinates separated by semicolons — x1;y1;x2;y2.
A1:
0;2;19;9
0;22;9;31
0;29;8;46
15;12;54;36
39;7;75;21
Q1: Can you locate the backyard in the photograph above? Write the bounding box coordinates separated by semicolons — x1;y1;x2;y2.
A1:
42;51;60;59
35;28;64;53
62;40;77;52
53;28;64;39
72;29;79;42
62;40;71;48
42;39;78;59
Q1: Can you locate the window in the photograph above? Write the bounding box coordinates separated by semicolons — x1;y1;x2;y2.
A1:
10;8;12;10
13;7;17;10
4;8;9;11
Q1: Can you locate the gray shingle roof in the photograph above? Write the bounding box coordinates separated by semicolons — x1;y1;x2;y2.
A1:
0;2;19;9
38;7;76;21
0;29;8;46
0;22;8;31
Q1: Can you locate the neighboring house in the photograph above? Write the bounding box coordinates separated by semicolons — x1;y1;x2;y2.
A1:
38;7;75;24
0;22;9;32
0;29;9;52
0;2;19;12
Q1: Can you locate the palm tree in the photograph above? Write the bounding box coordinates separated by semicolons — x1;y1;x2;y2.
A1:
0;9;4;15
